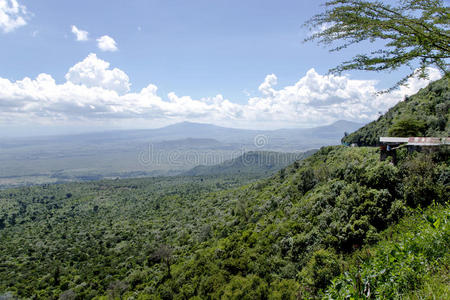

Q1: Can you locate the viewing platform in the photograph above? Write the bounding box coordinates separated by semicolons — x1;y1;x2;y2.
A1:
379;137;450;163
380;137;450;146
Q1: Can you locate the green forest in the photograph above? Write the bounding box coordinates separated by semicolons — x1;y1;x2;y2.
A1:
1;76;449;298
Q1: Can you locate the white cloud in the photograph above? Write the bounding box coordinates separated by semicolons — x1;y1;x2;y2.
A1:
258;74;277;96
0;0;27;33
97;35;118;52
243;68;441;127
71;25;88;41
65;53;130;94
0;54;442;129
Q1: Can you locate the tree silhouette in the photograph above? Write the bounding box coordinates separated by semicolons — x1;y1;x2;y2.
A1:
305;0;449;89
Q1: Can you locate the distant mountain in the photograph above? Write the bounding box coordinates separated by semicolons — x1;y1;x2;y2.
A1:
183;150;318;177
342;77;449;146
153;138;228;150
152;120;363;150
147;122;255;141
0;120;363;151
0;120;363;188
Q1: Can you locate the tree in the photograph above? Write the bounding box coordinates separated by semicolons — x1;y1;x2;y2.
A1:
107;280;128;299
305;0;449;89
59;289;76;300
53;265;61;286
299;249;341;294
151;245;173;278
388;116;426;136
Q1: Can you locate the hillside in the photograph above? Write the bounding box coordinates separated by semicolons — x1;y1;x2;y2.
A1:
326;204;449;299
1;144;448;298
182;150;317;177
342;76;449;146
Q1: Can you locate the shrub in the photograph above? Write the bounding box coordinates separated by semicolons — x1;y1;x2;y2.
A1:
388;116;426;137
299;249;341;293
220;275;269;299
325;206;450;299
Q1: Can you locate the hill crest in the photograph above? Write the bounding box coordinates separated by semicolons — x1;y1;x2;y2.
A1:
342;77;449;146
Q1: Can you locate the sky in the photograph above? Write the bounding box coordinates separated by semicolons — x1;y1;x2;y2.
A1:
0;0;444;137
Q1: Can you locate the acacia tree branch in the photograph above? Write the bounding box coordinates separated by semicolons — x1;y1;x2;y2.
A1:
304;0;449;89
372;4;450;52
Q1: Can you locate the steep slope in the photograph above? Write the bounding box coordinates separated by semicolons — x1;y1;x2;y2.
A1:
154;146;448;299
326;204;449;299
342;76;449;146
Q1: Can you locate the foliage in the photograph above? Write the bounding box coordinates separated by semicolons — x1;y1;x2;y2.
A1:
388;116;427;137
0;144;447;299
400;152;449;208
324;204;450;299
299;249;341;295
342;76;450;145
305;0;449;88
0;175;258;299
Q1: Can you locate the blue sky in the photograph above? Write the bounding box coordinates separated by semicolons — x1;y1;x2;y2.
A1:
0;0;443;136
2;0;337;98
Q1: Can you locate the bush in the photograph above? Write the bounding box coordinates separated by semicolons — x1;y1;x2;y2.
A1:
400;153;443;208
220;275;269;299
325;205;450;299
388;116;426;137
299;249;341;293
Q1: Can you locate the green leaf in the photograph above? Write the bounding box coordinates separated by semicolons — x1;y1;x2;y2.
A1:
433;218;441;229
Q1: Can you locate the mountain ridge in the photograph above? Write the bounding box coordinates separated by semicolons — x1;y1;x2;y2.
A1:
0;120;363;142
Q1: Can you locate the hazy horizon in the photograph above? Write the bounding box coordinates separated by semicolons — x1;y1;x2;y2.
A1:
0;0;443;138
0;119;365;139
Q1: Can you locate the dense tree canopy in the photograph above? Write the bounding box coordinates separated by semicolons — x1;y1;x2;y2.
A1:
1;145;448;298
305;0;450;88
388;116;427;136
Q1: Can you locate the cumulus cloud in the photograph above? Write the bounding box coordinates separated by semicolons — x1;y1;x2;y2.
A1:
244;68;441;127
0;0;27;33
97;35;118;52
71;25;88;41
0;53;442;129
259;74;277;96
65;53;130;94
